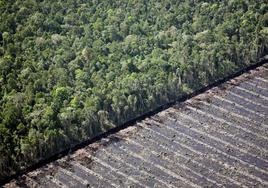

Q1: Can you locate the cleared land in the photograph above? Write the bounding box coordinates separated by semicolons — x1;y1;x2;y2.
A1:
4;64;268;187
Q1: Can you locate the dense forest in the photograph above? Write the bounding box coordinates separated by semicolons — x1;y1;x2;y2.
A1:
0;0;267;180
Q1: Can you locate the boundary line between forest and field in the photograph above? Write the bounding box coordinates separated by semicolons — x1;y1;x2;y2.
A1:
1;56;268;186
